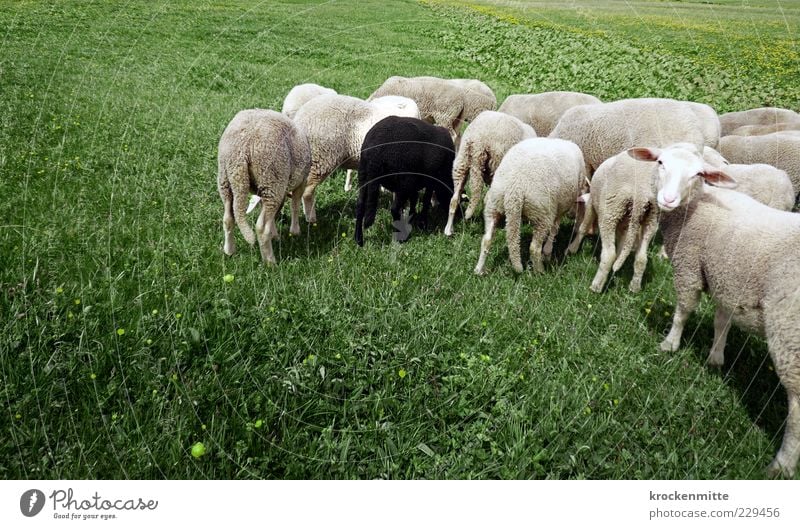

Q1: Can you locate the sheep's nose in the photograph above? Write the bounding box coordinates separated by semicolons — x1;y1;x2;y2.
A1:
662;192;677;205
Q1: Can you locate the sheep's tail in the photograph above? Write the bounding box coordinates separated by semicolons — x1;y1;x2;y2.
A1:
504;192;524;273
612;198;643;272
224;159;256;245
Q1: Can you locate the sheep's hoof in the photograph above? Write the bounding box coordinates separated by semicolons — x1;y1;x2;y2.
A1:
589;281;604;293
628;281;642;293
706;351;724;368
659;338;679;353
474;267;486;276
223;243;236;256
766;459;794;479
444;225;454;237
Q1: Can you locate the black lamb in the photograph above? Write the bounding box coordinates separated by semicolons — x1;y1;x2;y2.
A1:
355;116;455;246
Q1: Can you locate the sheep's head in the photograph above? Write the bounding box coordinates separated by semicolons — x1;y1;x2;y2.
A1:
627;143;736;212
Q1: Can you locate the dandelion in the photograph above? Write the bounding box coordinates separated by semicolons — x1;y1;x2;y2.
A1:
175;313;182;319
74;299;81;305
152;309;158;315
146;339;152;345
90;373;96;380
201;424;207;430
398;368;407;379
55;287;63;295
254;419;263;428
223;274;234;283
116;328;125;336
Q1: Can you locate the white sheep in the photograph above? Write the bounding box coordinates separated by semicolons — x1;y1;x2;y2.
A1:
629;142;800;478
730;122;800;136
498;91;601;136
281;83;337;120
293;94;420;223
719;106;800;136
567;151;659;293
369;76;495;144
703;147;794;211
444;111;536;236
217;109;310;264
448;78;497;123
474;138;587;275
718;133;800;197
549;98;719;174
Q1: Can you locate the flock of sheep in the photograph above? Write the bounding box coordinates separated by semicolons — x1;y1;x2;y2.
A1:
216;75;800;478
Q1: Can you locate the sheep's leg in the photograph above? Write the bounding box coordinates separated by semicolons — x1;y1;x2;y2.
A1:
529;223;549;273
390;191;405;223
542;220;559;262
768;393;800;478
255;200;279;265
408;192;419;220
568;199;596;254
629;213;658;293
445;164;468;236
707;306;732;367
464;171;484;221
344;170;355;192
590;221;618;293
219;181;236;256
302;168;323;224
660;288;700;352
474;211;499;275
289;184;303;236
418;187;434;230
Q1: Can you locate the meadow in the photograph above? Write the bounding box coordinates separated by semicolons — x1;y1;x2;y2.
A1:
1;0;798;478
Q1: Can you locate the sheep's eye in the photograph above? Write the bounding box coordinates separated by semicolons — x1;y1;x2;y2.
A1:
657;160;663;166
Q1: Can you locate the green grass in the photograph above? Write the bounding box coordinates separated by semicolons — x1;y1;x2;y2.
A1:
0;0;795;478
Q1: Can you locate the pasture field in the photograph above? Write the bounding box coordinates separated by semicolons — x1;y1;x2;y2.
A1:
0;0;798;479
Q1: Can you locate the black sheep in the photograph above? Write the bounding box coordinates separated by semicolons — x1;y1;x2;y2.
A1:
355;116;455;246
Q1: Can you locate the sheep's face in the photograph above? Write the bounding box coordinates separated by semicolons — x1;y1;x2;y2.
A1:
627;144;736;212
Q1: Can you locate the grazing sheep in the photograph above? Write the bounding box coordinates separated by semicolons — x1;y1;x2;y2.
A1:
217;109;310;264
567;151;659;293
355;116;454;246
281;83;337;120
369;76;465;141
444;111;537;236
719;106;800;136
448;78;498;123
703;147;794;211
629;142;800;478
474;138;587;275
549;98;719;174
498;91;601;136
342;94;423;193
730;122;800;136
718;133;800;197
293;94;420;223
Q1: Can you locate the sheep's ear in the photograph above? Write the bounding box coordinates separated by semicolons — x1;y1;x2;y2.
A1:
700;166;737;188
627;147;661;162
576;192;590;204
